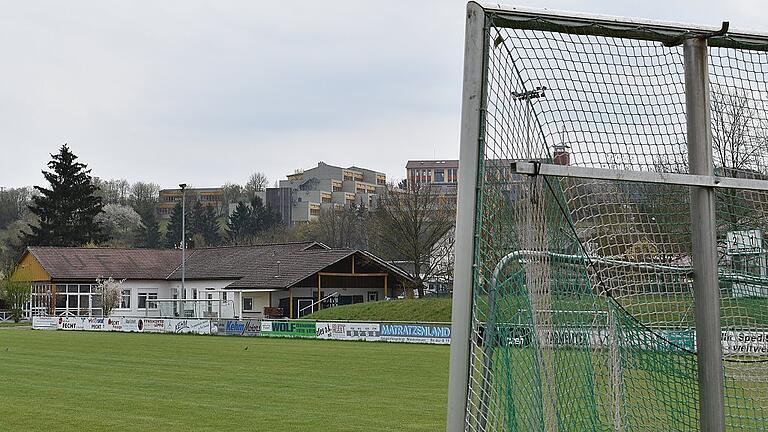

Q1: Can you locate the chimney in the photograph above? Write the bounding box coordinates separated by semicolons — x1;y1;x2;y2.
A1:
553;144;570;166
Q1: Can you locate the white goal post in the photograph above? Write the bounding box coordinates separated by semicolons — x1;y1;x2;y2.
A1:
448;3;768;432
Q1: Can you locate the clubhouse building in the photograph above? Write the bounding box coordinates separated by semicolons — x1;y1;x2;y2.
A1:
12;242;413;320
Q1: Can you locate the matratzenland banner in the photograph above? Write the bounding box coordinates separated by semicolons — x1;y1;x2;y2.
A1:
379;323;451;345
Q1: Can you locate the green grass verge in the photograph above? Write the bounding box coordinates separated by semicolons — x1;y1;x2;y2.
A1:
0;331;448;432
0;321;30;327
304;298;452;322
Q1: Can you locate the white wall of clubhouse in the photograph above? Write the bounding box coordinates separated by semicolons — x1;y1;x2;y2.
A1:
111;279;234;317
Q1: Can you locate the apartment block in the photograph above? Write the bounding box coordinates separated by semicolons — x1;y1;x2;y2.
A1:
406;160;459;187
259;162;387;225
157;187;225;218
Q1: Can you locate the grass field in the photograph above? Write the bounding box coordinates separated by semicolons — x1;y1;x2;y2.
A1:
0;330;448;432
0;321;30;327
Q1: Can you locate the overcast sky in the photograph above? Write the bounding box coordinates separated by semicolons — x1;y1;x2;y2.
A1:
1;0;764;189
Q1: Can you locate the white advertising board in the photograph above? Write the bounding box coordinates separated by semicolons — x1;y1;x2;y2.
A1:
163;319;214;335
139;319;166;333
32;316;58;330
316;322;381;341
84;318;106;331
122;318;141;332
57;317;85;330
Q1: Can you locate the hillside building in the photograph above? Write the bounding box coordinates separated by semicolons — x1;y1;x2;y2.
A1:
156;187;225;219
258;162;387;225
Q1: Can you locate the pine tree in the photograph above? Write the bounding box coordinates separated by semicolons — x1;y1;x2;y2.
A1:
202;205;221;246
227;201;252;244
24;144;107;246
250;196;267;234
190;201;206;241
164;202;192;248
137;212;162;248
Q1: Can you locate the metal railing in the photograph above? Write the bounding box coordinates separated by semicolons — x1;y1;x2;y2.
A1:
298;292;339;317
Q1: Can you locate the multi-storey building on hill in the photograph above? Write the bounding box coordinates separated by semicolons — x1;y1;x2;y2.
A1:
258;162;387;225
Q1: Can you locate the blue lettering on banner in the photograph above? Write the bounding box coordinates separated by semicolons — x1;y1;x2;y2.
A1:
224;320;260;336
226;321;245;333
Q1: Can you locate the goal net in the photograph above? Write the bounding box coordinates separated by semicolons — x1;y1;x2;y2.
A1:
449;4;768;432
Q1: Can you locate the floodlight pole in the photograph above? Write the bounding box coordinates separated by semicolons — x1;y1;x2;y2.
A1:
683;38;725;432
180;183;187;317
447;3;485;432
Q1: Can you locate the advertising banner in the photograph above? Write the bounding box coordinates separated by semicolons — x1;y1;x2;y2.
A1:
494;326;695;351
122;318;141;332
164;319;214;335
105;318;124;332
84;317;106;331
32;316;58;330
261;320;316;338
139;319;165;333
32;314;768;353
222;320;261;337
57;316;85;330
316;322;381;341
722;331;768;356
380;323;451;344
498;326;606;349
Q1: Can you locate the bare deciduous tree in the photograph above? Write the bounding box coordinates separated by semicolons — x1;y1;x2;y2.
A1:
245;172;269;199
305;204;369;249
128;181;161;219
374;181;455;298
711;87;768;234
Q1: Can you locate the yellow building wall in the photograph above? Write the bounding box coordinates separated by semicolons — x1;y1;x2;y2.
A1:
10;252;51;282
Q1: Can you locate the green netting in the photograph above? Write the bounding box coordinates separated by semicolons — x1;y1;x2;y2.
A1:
463;8;768;432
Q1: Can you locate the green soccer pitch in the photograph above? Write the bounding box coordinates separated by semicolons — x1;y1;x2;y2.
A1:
0;331;448;432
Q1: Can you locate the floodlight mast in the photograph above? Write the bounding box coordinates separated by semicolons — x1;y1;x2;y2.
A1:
179;183;187;317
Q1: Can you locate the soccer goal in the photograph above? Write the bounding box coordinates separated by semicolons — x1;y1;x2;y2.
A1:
448;3;768;432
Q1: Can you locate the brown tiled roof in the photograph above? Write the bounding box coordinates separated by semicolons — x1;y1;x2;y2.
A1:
166;242;330;287
27;247;182;281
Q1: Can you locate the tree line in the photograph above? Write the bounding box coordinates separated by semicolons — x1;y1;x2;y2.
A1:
0;145;283;268
1;145;456;298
